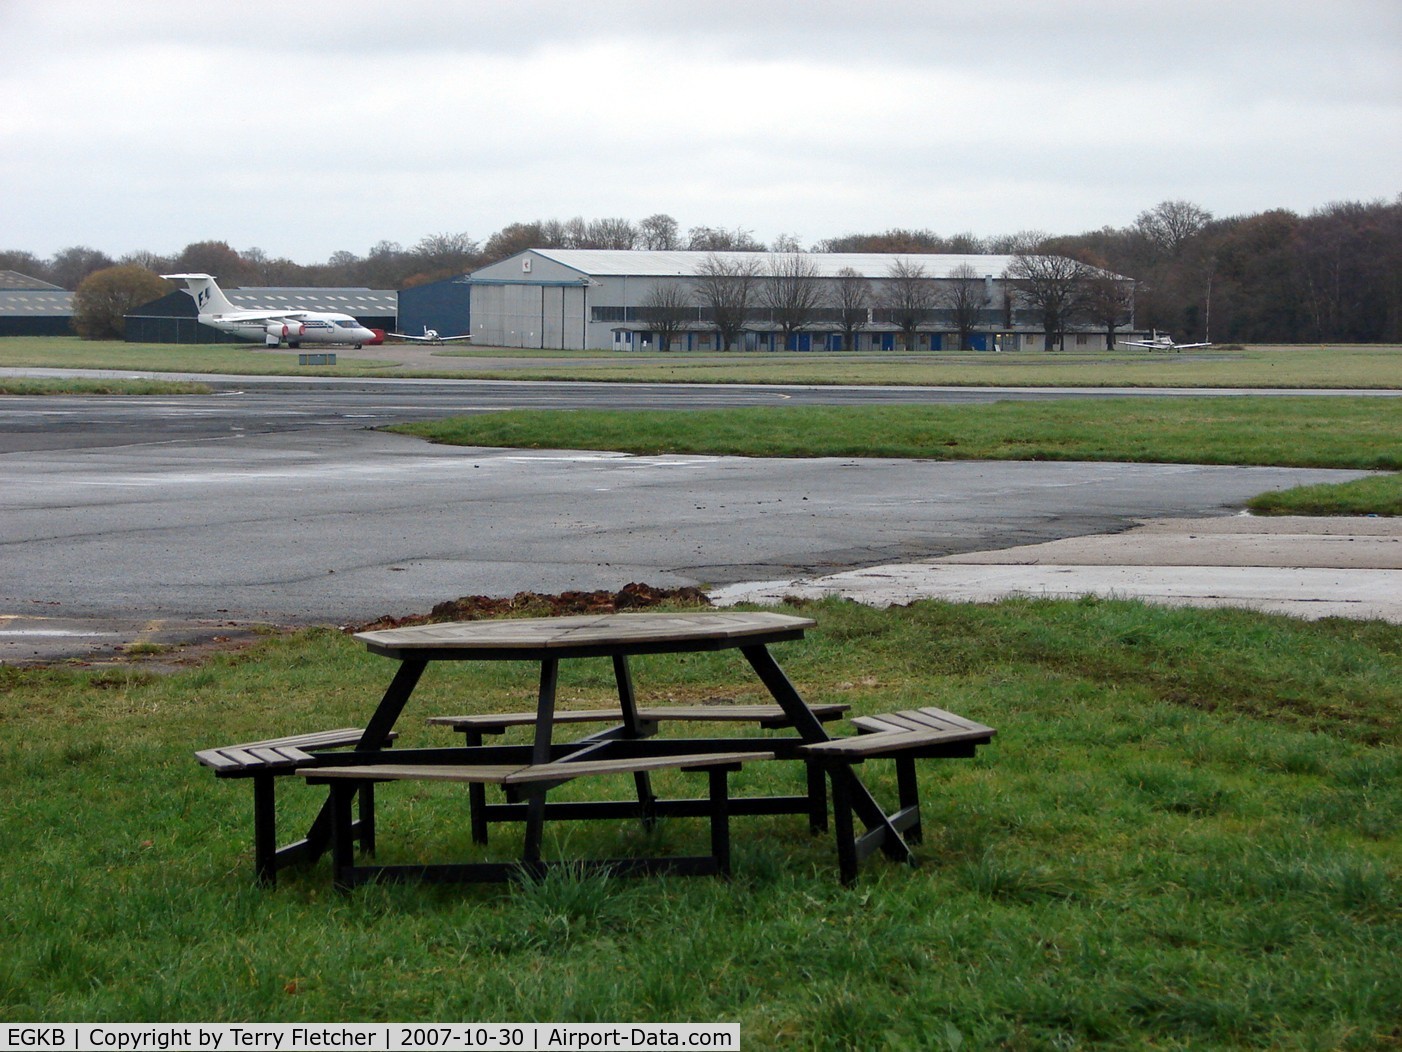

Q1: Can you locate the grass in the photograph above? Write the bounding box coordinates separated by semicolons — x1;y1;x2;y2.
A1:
446;343;1402;390
0;337;398;377
3;337;1401;388
0;377;212;395
391;397;1402;471
1248;474;1402;516
1;598;1398;1047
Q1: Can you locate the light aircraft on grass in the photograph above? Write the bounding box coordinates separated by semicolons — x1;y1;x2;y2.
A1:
162;273;378;349
389;325;473;344
1119;330;1213;352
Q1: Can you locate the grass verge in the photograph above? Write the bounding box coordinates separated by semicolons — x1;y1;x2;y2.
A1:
0;378;212;395
1;598;1397;1047
391;397;1402;471
1248;474;1402;516
3;338;1401;388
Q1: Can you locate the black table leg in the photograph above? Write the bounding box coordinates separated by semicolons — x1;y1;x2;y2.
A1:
302;658;427;868
742;644;915;866
613;654;657;823
521;659;558;864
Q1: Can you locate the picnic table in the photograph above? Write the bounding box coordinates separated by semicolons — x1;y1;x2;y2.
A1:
200;611;994;888
306;612;921;885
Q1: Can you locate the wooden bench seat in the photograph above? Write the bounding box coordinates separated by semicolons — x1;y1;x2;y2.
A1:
428;703;844;844
426;702;849;737
800;707;996;884
195;727;394;885
301;750;773;889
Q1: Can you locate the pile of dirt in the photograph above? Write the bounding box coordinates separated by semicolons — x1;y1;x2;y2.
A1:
352;582;712;632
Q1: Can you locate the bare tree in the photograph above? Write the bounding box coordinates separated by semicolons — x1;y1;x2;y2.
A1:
483;221;546;262
169;241;257;286
49;245;117;290
119;249;172;274
1080;263;1136;350
1135;200;1213;259
943;262;987;350
687;225;765;251
693;254;761;351
637;281;694;351
0;249;51;283
831;266;870;351
412;232;479;278
879;258;937;350
586;217;639;250
1004;236;1089;350
762;252;823;349
638;213;681;250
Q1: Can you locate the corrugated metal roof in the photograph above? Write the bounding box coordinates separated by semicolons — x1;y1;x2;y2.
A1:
529;250;1025;279
0;290;73;316
0;270;63;291
226;288;397;312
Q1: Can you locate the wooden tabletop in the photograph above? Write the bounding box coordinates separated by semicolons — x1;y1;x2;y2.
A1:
355;611;815;661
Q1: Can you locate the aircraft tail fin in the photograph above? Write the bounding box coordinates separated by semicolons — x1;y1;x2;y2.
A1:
162;273;237;315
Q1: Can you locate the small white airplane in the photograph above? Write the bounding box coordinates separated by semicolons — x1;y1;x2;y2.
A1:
162;273;378;349
389;325;472;344
1119;330;1213;352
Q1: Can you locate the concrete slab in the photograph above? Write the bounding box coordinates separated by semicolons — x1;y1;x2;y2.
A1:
710;516;1402;622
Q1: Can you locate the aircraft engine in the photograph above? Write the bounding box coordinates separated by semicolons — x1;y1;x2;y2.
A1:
266;321;305;341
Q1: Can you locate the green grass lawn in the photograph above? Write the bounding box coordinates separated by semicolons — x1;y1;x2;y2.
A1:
1;599;1397;1047
3;337;1401;388
393;397;1402;470
0;377;212;395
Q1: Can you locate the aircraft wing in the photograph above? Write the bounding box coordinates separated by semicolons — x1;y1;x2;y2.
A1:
1173;342;1213;349
1118;339;1155;349
215;309;311;322
389;332;473;342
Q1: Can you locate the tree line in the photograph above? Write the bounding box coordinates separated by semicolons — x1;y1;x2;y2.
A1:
6;195;1398;343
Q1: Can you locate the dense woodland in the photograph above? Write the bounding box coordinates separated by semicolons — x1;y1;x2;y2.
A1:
5;197;1399;344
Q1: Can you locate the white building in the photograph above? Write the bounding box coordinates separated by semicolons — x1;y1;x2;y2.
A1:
461;249;1133;352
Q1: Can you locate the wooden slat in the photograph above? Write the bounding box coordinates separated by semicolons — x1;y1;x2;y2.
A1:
851;708;994;738
801;724;994;758
194;748;242;769
428;703;850;731
272;745;315;765
305;764;528;784
218;747;265;767
426;710;621;730
899;708;986;733
850;717;907;734
302;751;774;787
636;703;849;722
194;727;392;770
503;751;774;784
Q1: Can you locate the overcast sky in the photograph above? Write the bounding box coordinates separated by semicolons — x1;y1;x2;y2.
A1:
3;0;1398;263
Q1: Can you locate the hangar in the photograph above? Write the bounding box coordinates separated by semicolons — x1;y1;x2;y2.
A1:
0;271;72;337
125;286;397;343
452;250;1132;352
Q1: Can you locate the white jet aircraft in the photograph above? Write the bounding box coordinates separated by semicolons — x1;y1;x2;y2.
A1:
389;325;473;344
162;273;378;348
1119;330;1213;352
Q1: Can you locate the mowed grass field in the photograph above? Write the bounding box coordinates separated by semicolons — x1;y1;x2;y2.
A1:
2;337;1402;388
1;599;1398;1047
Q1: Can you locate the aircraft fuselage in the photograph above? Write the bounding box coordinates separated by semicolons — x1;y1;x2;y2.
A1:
201;312;377;348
